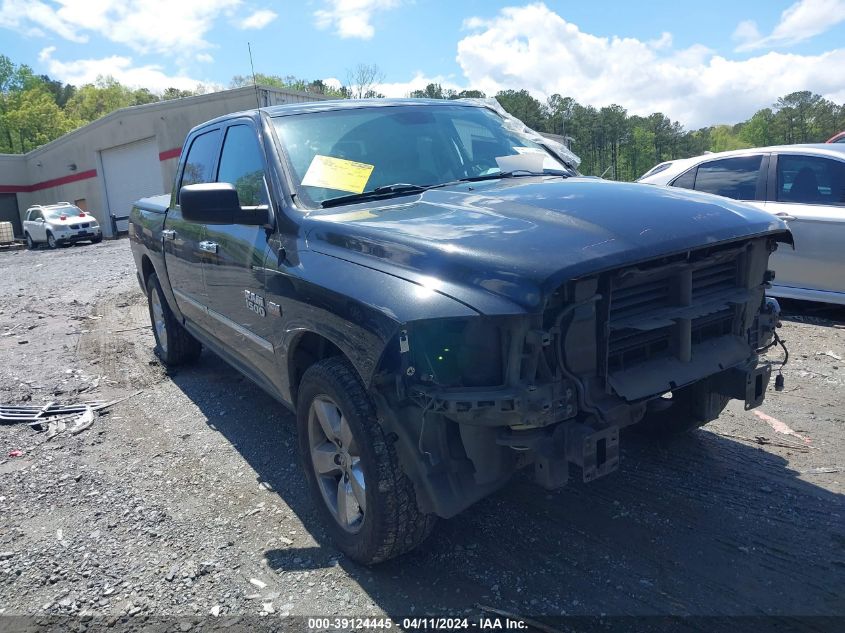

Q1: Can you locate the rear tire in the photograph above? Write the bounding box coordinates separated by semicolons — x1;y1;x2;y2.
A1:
297;357;436;564
145;272;201;366
636;384;730;435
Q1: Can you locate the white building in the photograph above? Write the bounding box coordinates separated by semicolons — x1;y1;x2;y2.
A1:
0;86;328;238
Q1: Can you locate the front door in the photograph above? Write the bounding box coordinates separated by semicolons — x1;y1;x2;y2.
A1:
163;127;221;331
201;122;279;386
764;153;845;300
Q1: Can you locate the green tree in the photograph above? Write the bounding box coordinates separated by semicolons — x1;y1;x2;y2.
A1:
739;108;775;147
452;89;486;99
710;125;751;152
64;76;134;122
132;88;159;105
2;87;80;152
546;94;575;136
495;89;547;131
410;83;446;99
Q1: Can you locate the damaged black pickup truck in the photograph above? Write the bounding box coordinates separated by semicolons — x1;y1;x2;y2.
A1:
129;98;791;564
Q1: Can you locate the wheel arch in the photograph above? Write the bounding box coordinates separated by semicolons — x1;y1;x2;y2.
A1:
287;330;346;406
140;253;156;288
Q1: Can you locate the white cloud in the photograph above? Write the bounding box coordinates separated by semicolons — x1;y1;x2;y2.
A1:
734;0;845;50
377;72;462;98
314;0;401;39
38;48;219;93
38;45;56;62
237;8;277;29
196;53;214;63
0;0;88;42
456;3;845;128
322;77;343;90
0;0;243;56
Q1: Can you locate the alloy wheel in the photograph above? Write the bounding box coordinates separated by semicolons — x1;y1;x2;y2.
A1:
150;288;168;354
307;395;366;533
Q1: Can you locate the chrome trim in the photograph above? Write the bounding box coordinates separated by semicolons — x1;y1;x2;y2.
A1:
173;288;205;312
208;307;275;353
172;290;275;353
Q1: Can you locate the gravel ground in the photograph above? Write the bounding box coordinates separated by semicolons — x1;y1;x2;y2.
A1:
0;240;843;630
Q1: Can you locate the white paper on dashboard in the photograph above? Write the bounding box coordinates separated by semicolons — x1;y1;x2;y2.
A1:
495;152;546;173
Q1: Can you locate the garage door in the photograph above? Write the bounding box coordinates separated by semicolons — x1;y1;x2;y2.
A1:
0;193;21;237
101;137;164;234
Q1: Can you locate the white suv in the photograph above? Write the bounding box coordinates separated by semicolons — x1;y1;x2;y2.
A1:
23;203;103;249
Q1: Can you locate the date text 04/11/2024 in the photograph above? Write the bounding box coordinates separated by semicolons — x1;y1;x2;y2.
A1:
306;617;529;630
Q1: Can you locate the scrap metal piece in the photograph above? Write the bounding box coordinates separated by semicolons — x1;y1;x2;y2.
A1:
0;401;106;424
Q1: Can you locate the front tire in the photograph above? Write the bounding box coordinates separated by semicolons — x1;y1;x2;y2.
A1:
25;232;35;249
145;272;201;366
297;357;436;564
91;235;103;244
46;231;57;249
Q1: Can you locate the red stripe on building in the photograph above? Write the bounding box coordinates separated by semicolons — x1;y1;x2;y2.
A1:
0;169;98;194
159;147;182;161
0;184;29;194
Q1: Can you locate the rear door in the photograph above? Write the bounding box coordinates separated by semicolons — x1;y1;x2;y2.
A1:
201;121;279;383
163;127;221;331
763;153;845;301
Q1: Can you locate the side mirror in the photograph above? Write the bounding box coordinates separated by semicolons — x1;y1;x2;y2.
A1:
180;183;268;226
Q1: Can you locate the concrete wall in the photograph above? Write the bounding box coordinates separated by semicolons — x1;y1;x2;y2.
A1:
0;86;328;237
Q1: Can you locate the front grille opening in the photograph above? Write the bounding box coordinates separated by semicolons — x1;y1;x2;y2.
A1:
600;248;745;380
693;261;738;300
691;309;735;344
608;327;672;372
610;278;671;322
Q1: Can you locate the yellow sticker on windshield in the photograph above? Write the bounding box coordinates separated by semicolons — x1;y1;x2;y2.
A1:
301;155;375;194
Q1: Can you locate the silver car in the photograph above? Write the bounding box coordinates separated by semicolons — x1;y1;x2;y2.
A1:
23;203;103;249
638;145;845;305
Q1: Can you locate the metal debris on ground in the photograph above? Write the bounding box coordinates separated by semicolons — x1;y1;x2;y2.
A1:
0;401;105;424
0;391;142;438
711;431;815;452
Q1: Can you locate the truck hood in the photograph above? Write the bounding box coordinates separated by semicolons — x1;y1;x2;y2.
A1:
304;177;791;314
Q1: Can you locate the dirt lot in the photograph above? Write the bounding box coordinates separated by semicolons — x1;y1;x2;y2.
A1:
0;240;843;630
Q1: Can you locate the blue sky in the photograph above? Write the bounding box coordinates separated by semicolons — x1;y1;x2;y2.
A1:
2;0;844;127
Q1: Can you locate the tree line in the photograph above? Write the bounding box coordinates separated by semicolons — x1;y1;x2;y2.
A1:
2;55;843;180
408;83;845;179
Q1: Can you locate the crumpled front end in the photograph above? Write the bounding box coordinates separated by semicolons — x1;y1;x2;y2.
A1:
373;234;787;518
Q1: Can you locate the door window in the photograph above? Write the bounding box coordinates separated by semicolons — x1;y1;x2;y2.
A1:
671;167;697;190
28;209;42;221
217;125;267;207
776;155;845;206
180;129;221;192
692;156;762;200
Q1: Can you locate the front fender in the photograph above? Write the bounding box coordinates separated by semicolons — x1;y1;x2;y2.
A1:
267;250;478;403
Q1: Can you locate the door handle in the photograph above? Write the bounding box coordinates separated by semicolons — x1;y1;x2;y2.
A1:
775;212;797;222
162;229;176;240
199;240;218;254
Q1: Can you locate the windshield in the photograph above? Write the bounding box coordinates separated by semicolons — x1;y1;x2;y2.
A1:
45;206;82;219
272;104;571;207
